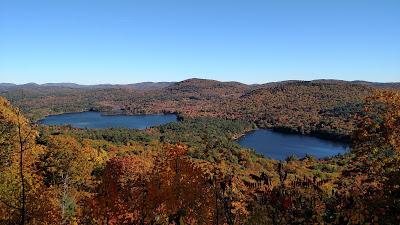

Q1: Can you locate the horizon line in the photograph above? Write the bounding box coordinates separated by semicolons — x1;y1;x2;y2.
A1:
1;77;400;86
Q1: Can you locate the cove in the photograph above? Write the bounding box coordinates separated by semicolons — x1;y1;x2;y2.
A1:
39;111;178;129
237;129;348;160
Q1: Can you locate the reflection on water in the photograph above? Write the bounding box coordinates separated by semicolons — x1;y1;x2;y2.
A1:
237;129;348;160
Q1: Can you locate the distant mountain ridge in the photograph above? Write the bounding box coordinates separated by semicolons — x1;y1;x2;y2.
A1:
1;77;399;141
0;81;175;90
1;79;398;89
350;80;400;88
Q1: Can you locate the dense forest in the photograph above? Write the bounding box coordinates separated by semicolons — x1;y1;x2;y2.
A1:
2;79;397;140
0;80;399;224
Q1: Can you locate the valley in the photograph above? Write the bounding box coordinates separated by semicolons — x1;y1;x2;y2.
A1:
0;79;399;224
1;78;386;141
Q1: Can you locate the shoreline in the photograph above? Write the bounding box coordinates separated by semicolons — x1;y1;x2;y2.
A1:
234;127;350;144
37;110;350;144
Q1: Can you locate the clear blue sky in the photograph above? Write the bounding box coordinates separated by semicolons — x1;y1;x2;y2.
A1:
0;0;399;84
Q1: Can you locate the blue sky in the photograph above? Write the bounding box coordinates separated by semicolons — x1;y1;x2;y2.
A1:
0;0;399;84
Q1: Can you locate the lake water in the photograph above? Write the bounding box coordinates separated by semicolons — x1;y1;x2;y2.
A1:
39;111;177;129
237;129;348;160
40;112;347;159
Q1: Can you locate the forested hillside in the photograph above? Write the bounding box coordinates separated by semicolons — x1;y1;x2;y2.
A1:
0;88;399;224
2;79;396;140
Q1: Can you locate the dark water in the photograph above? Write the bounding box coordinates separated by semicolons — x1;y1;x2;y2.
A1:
39;111;177;129
237;129;348;160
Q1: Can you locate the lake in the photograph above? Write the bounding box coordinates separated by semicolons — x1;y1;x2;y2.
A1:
40;112;348;159
39;111;178;129
237;129;348;160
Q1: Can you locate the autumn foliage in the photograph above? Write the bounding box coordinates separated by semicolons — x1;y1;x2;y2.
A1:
0;89;399;224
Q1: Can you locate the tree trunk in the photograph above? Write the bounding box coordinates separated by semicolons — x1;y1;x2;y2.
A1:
17;112;26;225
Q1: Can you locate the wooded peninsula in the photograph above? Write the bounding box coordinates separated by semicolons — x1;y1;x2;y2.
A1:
0;78;399;224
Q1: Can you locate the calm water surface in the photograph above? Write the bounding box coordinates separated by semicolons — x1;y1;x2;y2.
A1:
41;113;347;159
237;129;348;160
39;111;177;129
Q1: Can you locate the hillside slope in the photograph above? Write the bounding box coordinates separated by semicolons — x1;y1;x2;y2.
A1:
0;78;391;139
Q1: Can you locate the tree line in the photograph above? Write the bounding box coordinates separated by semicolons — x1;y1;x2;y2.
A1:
0;89;399;224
